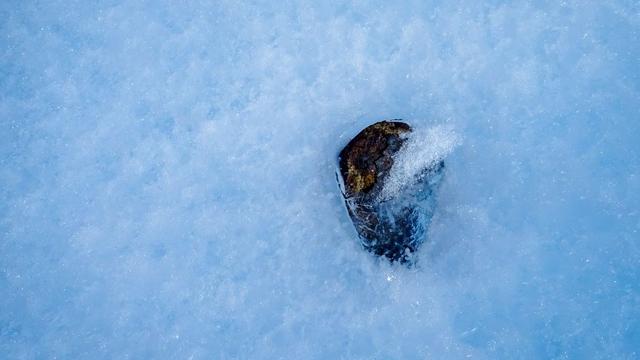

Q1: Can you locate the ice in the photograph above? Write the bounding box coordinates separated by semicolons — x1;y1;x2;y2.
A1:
2;1;639;359
380;124;459;201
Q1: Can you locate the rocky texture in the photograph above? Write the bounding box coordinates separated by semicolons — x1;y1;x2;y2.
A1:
338;121;444;263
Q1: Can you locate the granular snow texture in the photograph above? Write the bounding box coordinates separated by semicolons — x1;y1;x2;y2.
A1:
1;1;639;358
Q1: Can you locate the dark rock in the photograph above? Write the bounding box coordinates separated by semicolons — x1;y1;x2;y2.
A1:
337;120;444;263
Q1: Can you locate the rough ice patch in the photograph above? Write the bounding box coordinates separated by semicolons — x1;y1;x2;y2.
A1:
380;125;460;200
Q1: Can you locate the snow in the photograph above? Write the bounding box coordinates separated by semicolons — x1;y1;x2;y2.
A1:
380;124;459;201
2;1;639;358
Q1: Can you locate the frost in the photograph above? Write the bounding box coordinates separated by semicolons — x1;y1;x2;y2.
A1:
380;125;460;201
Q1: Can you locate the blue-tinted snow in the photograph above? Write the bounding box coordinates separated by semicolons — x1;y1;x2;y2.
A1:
1;1;639;358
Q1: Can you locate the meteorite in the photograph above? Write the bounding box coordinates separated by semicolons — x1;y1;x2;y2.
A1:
337;120;445;263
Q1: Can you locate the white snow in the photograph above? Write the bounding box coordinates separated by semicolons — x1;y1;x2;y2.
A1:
1;1;639;359
380;124;459;200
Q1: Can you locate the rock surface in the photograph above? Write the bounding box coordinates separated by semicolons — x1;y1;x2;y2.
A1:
338;120;444;263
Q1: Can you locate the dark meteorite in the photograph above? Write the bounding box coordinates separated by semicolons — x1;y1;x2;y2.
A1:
337;120;444;263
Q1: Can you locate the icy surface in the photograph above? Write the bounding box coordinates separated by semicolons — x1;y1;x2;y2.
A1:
2;1;640;358
380;125;459;200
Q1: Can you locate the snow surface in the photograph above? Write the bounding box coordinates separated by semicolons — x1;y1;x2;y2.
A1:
380;124;458;201
2;1;640;358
